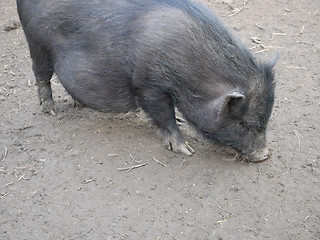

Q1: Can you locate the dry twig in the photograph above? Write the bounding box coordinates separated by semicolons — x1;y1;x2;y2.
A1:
297;40;316;47
218;206;233;214
300;25;304;34
228;0;248;17
153;157;166;167
304;215;311;222
18;174;26;181
1;192;9;198
293;130;301;149
255;49;269;54
265;212;273;221
251;37;261;44
1;147;8;161
216;213;235;224
216;206;235;224
117;232;128;238
108;153;119;157
117;162;148;172
271;32;287;40
286;66;308;70
180;158;186;166
0;182;14;189
255;23;264;30
84;179;93;184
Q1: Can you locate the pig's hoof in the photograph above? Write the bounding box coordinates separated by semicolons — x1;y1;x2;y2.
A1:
176;117;186;126
165;140;195;156
41;101;57;116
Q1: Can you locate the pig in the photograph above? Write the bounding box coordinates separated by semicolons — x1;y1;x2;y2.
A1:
17;0;278;161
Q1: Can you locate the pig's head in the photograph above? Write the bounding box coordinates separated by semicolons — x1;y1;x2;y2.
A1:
195;54;278;162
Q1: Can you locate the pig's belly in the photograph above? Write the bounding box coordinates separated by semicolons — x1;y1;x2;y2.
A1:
53;53;137;112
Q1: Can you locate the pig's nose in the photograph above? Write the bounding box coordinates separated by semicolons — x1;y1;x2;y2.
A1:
250;147;271;162
261;147;270;159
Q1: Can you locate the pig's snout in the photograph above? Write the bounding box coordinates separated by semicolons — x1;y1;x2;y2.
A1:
247;147;271;162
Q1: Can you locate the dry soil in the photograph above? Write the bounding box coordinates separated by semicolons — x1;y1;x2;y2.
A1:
0;0;319;239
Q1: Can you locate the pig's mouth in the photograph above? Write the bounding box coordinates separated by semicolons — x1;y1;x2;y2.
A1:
236;147;271;162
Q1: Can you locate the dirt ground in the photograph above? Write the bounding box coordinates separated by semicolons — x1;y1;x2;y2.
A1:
0;0;319;239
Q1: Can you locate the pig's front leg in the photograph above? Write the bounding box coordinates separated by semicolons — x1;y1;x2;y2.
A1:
136;88;194;156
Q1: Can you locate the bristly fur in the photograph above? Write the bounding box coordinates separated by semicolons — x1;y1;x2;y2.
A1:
17;0;278;159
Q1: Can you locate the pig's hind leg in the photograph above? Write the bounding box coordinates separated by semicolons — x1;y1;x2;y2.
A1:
29;43;56;115
137;89;195;156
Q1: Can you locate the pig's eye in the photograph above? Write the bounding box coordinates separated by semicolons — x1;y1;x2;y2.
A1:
240;122;263;132
240;122;255;130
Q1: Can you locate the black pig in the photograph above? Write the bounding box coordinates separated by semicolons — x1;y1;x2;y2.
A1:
17;0;278;161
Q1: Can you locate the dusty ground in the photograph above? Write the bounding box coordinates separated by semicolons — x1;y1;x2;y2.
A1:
0;0;319;239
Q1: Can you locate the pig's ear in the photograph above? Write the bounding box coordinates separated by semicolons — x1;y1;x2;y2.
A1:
265;52;280;69
262;52;279;83
218;92;246;119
